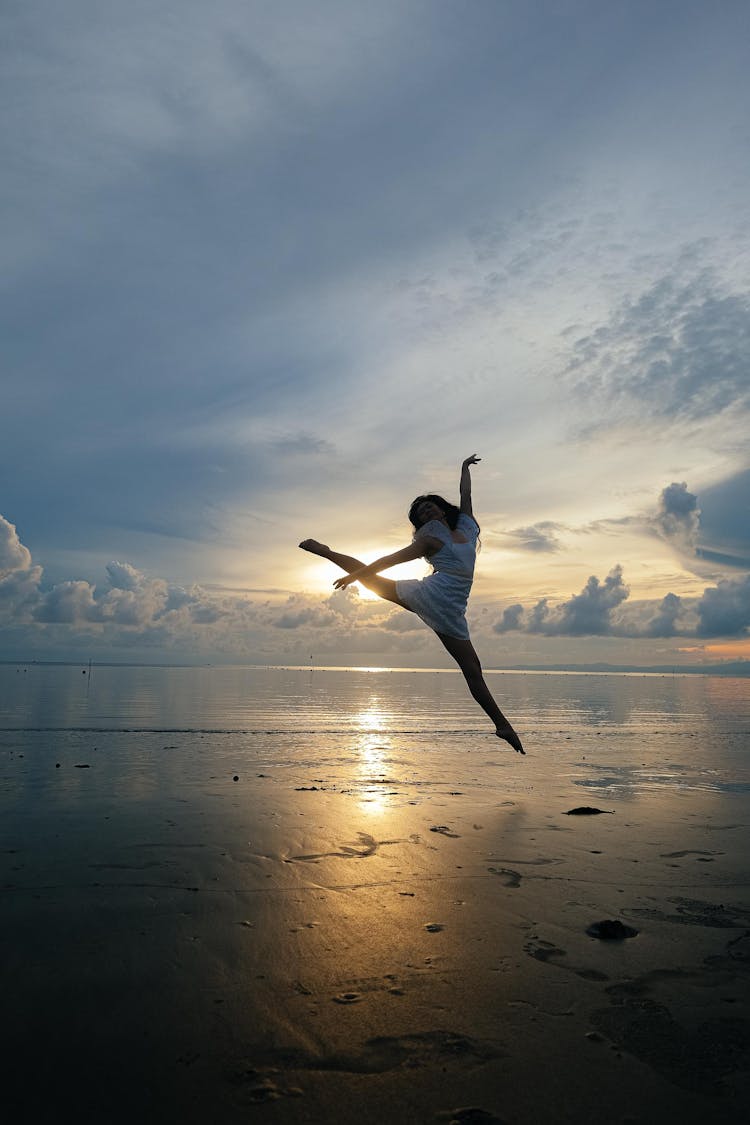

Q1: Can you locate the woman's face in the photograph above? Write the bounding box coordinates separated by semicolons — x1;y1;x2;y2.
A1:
414;499;446;526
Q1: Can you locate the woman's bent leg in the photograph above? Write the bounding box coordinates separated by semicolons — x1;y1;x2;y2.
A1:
436;632;525;754
299;540;408;608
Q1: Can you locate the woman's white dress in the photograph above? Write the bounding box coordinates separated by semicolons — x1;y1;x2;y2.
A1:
395;513;479;640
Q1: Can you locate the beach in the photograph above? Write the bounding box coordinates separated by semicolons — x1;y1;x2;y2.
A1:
1;665;749;1123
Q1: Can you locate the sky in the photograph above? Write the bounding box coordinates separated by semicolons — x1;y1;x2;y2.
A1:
2;0;750;668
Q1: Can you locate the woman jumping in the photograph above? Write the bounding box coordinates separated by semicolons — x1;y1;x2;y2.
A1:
299;455;525;754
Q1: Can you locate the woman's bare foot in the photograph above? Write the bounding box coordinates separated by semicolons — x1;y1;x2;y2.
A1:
299;539;330;558
496;726;525;755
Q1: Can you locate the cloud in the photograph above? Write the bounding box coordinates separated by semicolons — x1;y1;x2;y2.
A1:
494;603;525;633
643;592;684;638
324;587;362;619
34;580;99;625
695;575;750;638
271;432;337;457
0;513;238;641
274;606;332;630
565;271;750;427
697;468;750;560
493;563;750;641
649;476;750;572
0;515;44;622
502;521;564;553
5;509;750;661
495;567;630;636
105;561;145;591
655;481;701;552
494;566;649;637
380;609;425;632
538;566;630;636
0;516;33;574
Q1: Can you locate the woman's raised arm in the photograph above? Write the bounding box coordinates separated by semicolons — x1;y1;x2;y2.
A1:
459;454;481;516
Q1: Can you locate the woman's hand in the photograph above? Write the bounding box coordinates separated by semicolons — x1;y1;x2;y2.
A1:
333;572;358;589
462;454;481;468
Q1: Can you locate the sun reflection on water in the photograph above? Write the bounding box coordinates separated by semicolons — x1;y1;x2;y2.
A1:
354;700;395;814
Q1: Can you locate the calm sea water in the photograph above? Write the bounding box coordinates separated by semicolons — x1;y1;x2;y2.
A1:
0;664;748;800
1;662;749;735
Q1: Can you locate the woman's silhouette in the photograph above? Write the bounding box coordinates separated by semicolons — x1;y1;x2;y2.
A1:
300;455;524;753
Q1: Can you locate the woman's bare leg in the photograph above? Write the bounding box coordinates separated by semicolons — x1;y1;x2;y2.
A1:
436;632;525;754
299;540;408;607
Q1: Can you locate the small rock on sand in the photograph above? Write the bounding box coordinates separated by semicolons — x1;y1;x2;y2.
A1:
586;919;638;940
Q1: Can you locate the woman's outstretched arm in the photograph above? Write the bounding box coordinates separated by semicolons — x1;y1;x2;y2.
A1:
333;537;440;590
460;454;481;517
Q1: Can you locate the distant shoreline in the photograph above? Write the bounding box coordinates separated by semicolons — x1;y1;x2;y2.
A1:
1;658;748;677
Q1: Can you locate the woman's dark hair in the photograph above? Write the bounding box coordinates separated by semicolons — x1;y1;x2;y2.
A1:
408;494;461;531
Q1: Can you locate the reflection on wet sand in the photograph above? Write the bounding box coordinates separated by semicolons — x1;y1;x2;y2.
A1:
2;665;749;1122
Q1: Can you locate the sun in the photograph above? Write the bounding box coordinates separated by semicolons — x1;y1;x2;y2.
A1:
299;560;337;594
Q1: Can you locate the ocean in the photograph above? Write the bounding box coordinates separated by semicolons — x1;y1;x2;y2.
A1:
1;662;748;797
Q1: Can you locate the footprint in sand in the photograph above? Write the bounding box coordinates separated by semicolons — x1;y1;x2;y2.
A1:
659;849;723;860
231;1070;302;1104
430;825;460;838
288;832;396;862
524;938;566;963
487;867;521;888
524;938;608;980
236;1029;502;1079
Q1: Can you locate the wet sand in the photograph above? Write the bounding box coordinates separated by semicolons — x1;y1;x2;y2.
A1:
2;728;749;1124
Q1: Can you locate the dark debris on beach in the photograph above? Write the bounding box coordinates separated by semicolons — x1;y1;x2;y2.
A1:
566;806;614;815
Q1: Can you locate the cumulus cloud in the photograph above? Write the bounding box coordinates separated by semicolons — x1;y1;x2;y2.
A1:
34;581;99;624
325;587;361;619
5;511;750;658
493;563;750;640
494;603;524;633
0;516;33;574
655;481;700;552
695;575;750;637
1;513;420;659
273;596;336;630
643;592;684;638
1;512;238;644
380;609;425;632
539;566;630;635
105;561;145;591
495;566;640;637
0;515;44;622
